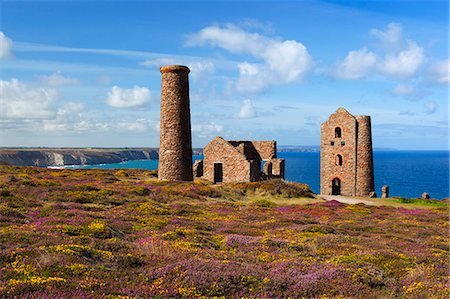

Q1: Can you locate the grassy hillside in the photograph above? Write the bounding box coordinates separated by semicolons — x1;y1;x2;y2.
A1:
0;166;448;298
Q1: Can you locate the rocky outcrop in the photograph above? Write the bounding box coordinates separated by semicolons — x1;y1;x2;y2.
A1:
0;149;158;167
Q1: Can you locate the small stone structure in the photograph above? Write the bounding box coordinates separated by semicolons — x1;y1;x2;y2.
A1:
196;136;285;183
320;108;375;197
381;185;389;198
158;65;193;181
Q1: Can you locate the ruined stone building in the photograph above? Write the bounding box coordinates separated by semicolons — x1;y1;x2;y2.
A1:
320;108;374;197
194;136;285;183
158;65;193;181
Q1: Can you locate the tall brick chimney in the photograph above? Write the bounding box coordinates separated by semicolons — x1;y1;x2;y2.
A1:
158;65;193;181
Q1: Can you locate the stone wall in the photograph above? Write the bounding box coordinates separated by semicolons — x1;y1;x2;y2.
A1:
158;65;193;181
203;137;253;183
251;141;277;160
269;158;285;179
320;108;374;197
320;108;357;196
201;137;284;183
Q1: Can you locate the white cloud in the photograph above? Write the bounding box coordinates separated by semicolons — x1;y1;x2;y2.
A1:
425;100;438;114
333;23;425;80
370;23;403;46
0;79;57;120
334;48;376;79
192;122;223;137
141;58;215;79
428;59;449;85
106;85;151;108
0;32;13;59
185;24;269;55
40;71;79;86
236;62;268;92
41;102;105;133
116;119;155;133
392;83;416;96
263;40;312;82
377;41;424;77
186;24;313;93
237;99;257;118
238;19;275;35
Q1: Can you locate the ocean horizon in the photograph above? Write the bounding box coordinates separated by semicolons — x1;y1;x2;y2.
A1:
66;150;449;200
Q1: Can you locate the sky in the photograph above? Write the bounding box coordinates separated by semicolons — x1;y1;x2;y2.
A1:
0;0;448;150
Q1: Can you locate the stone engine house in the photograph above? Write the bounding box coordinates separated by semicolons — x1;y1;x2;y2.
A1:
195;136;285;183
320;108;374;197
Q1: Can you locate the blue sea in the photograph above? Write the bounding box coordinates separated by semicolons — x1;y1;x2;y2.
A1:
68;151;449;199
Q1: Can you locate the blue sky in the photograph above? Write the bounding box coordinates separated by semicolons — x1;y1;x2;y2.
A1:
0;0;448;149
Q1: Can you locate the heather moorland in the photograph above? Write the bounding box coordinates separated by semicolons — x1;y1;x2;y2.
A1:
0;166;448;298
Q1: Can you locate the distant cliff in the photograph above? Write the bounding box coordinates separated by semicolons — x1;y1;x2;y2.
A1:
0;149;159;167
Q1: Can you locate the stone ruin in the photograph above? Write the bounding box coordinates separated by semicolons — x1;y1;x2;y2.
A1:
421;192;430;200
157;65;284;184
381;185;389;198
320;108;375;197
156;65;380;194
194;136;285;183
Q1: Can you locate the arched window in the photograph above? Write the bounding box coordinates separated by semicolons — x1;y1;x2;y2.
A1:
335;127;342;138
335;154;343;166
332;178;341;195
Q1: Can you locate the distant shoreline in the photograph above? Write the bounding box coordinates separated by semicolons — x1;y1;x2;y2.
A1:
2;147;446;152
1;148;447;168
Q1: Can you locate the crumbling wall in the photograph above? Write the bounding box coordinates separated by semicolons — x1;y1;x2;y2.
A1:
262;158;285;179
270;158;285;179
193;160;203;177
203;137;254;183
202;137;284;183
251;141;276;160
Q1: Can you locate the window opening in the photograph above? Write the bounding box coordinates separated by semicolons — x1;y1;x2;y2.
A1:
335;127;342;138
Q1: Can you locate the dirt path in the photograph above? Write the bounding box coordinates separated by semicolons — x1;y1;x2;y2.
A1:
319;195;382;206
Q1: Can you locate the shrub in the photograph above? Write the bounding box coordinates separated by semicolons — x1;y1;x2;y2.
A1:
1;189;11;197
130;186;151;196
251;199;277;208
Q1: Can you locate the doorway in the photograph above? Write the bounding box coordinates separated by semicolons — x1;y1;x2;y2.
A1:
214;163;223;183
332;178;341;195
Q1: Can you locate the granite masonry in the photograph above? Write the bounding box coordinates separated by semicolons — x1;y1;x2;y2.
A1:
381;185;389;198
195;136;285;183
158;65;193;181
320;108;375;197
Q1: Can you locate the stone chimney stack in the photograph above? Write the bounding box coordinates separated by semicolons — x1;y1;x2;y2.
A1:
158;65;193;181
355;115;375;196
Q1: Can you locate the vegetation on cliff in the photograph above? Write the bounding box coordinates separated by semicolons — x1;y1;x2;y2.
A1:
0;166;448;298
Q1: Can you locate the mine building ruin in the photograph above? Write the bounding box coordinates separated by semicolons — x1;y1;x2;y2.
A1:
320;108;375;197
194;136;285;183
